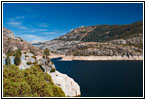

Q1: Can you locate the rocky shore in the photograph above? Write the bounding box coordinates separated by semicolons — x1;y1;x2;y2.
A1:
48;71;81;97
50;55;143;61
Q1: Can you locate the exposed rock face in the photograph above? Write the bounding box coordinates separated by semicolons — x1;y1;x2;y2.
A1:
3;27;43;56
35;21;143;56
110;39;127;44
126;35;143;44
48;71;81;97
38;40;80;54
67;42;142;56
3;28;15;39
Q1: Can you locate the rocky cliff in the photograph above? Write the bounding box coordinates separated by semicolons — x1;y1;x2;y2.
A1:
49;71;81;97
3;28;43;56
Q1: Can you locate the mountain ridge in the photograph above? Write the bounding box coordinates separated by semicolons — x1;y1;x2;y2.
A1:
35;20;143;56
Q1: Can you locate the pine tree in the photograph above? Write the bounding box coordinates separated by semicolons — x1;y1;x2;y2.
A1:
44;48;50;72
44;48;50;57
17;49;22;57
5;55;11;65
14;51;21;66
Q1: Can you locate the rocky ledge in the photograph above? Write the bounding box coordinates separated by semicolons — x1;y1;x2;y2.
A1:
61;56;143;61
48;71;81;97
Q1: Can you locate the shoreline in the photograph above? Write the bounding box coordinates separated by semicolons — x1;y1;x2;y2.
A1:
50;55;143;61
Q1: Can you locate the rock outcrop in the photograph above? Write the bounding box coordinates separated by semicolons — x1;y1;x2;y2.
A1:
67;42;142;56
48;71;81;97
37;40;80;54
3;27;43;56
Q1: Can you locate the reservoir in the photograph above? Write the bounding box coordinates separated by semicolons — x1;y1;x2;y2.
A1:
51;58;143;97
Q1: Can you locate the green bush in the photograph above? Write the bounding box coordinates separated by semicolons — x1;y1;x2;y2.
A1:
3;65;65;97
26;62;32;65
25;55;29;57
50;68;56;73
33;62;37;65
33;63;43;72
31;56;37;59
6;50;13;56
3;65;32;97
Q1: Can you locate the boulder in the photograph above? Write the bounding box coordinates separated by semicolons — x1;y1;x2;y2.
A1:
48;71;81;97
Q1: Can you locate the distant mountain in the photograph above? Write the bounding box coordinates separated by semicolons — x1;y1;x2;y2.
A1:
56;21;142;44
3;28;43;55
30;40;44;46
33;21;143;56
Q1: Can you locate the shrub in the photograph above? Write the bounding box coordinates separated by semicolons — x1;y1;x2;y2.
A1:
3;65;65;97
6;50;13;56
31;56;37;59
26;62;32;65
5;55;11;66
33;63;42;72
25;55;29;57
52;85;66;97
3;65;32;97
33;62;37;65
50;68;56;73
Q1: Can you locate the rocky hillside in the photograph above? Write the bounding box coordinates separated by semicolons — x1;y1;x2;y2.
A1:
3;28;43;56
67;42;142;56
33;21;143;56
56;21;142;44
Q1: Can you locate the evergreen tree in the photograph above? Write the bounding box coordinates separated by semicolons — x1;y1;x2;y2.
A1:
44;48;50;72
14;51;21;66
17;49;22;57
5;55;11;65
44;48;50;57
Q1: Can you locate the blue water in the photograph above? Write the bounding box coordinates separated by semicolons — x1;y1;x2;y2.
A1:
51;58;143;97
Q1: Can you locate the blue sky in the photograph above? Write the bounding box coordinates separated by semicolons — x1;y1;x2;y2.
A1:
3;3;143;42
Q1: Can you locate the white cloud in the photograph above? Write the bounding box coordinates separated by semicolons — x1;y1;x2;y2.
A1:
9;16;25;22
38;23;48;27
36;29;48;32
18;26;28;30
15;16;25;19
7;21;21;26
20;34;47;42
7;16;27;29
41;32;55;34
22;8;31;12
